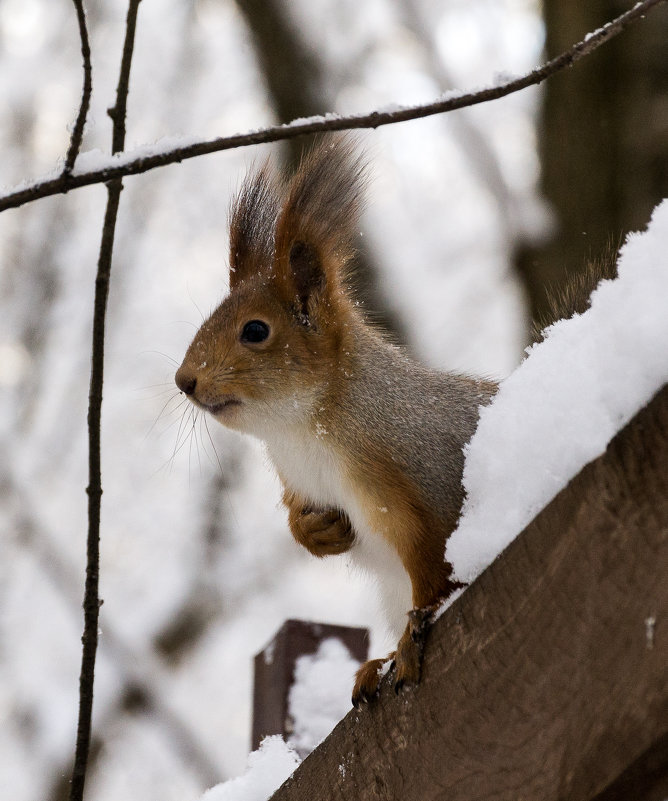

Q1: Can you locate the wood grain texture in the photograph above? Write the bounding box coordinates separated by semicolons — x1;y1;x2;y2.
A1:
270;385;668;801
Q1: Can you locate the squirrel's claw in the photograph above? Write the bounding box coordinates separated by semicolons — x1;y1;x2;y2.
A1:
393;603;440;691
352;656;393;707
392;631;423;692
408;606;434;641
353;606;440;704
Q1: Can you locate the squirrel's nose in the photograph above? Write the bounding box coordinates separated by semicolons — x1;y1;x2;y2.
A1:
175;366;197;396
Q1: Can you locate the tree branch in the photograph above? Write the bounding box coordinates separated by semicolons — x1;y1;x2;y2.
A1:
2;470;225;796
1;0;666;213
68;2;142;800
63;0;92;177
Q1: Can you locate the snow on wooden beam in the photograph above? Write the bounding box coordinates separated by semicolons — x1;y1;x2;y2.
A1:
270;384;668;801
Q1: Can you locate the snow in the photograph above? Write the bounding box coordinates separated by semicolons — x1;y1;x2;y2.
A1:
200;737;300;801
446;199;668;584
645;615;656;650
71;136;204;174
0;77;518;203
287;638;361;754
197;638;359;799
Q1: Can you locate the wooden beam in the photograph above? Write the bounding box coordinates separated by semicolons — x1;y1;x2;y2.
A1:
270;384;668;801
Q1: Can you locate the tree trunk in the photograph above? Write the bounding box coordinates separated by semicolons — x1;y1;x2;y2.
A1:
517;0;668;330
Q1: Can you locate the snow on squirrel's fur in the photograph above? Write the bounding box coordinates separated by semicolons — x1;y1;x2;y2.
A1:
446;199;668;584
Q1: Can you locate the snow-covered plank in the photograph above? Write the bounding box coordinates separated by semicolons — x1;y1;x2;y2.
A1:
269;384;668;801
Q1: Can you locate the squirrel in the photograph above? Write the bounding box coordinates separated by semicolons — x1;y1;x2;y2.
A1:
175;137;498;705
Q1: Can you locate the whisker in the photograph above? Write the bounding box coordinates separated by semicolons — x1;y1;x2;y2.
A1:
140;349;180;366
187;406;202;480
149;402;193;478
173;404;195;465
137;380;178;391
139;386;182;402
145;392;189;440
203;414;226;477
135;381;174;392
186;285;208;324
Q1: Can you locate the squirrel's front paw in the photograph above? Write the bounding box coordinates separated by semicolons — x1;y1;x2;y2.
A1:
289;506;355;557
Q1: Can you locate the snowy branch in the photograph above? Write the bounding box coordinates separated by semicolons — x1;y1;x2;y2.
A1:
0;0;666;213
68;2;142;800
62;0;92;176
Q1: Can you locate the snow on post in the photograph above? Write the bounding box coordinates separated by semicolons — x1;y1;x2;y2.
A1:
287;638;362;755
252;620;367;751
200;623;364;801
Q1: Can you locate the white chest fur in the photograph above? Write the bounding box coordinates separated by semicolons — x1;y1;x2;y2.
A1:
265;423;345;509
264;424;412;636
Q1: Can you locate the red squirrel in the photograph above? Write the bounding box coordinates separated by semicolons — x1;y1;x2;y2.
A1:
175;138;497;704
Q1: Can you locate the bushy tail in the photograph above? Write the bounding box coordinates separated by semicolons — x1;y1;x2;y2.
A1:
532;243;620;342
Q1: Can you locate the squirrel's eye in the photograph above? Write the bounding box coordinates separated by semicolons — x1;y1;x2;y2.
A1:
241;320;270;344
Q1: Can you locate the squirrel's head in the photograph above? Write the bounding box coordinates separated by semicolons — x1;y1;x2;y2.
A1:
175;137;366;436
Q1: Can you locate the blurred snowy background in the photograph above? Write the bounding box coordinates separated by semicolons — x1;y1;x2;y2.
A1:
1;0;665;798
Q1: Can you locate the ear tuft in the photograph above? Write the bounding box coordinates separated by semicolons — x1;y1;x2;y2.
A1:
274;136;367;303
229;163;278;289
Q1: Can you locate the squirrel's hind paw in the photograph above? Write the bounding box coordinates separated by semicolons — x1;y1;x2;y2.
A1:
393;604;438;691
352;656;394;707
351;606;441;706
393;628;424;693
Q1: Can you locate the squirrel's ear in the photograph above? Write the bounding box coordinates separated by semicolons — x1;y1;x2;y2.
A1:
229;163;278;290
274;137;366;320
288;240;325;316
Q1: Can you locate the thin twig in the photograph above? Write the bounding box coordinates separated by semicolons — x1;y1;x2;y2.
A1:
1;0;666;214
63;0;93;176
69;2;142;800
2;471;224;797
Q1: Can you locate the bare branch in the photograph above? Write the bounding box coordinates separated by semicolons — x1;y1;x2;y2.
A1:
63;0;93;176
3;471;226;795
69;2;142;800
1;0;666;213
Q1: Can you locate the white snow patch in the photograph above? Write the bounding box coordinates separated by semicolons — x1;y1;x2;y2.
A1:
200;736;300;801
446;199;668;584
287;638;360;754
